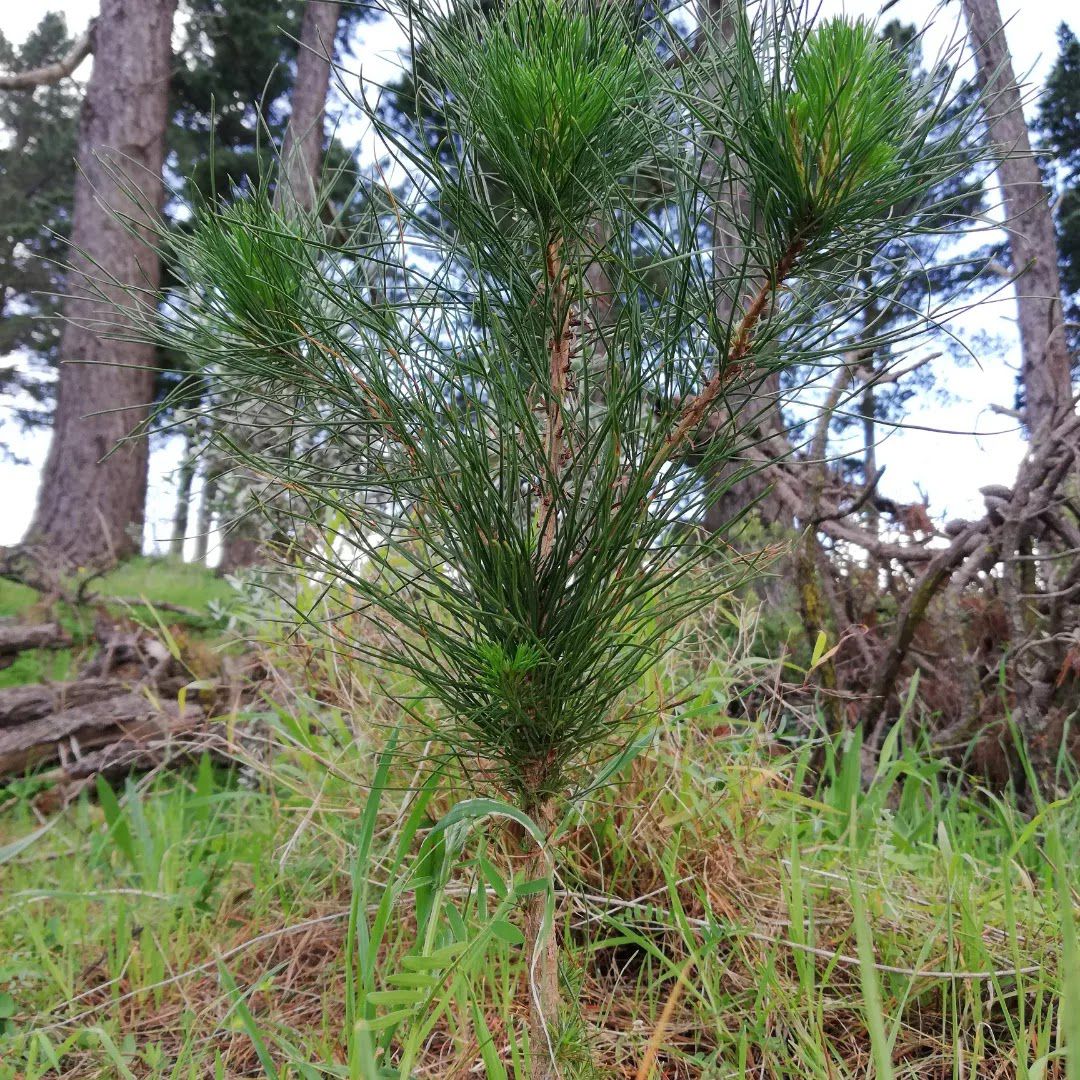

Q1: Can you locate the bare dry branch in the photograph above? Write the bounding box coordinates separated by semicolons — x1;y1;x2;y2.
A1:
0;21;95;90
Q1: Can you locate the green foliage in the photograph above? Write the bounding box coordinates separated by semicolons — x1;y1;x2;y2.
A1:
424;0;663;235
717;11;971;270
92;556;236;613
0;13;80;432
781;19;911;221
0;556;235;690
0;1;372;440
0;672;1077;1076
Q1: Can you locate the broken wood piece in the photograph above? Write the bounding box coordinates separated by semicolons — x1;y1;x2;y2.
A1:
0;622;70;669
0;693;205;776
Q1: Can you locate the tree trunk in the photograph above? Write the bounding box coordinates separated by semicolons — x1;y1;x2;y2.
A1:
193;466;218;564
962;0;1074;433
275;0;340;215
169;431;196;559
218;525;264;575
20;0;177;574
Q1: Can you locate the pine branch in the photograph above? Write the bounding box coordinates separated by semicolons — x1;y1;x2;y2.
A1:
539;236;573;560
647;236;805;479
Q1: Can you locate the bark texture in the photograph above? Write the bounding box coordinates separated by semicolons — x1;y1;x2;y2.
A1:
22;0;177;572
276;0;340;214
0;692;202;776
962;0;1075;432
0;623;69;669
0;620;213;781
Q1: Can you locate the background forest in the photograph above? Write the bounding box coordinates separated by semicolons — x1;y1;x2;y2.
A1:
0;1;1078;1077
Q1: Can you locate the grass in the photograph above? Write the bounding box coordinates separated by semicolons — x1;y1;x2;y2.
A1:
0;593;1077;1078
0;557;238;689
91;557;237;613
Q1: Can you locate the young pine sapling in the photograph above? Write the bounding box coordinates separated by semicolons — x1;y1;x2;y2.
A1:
121;3;986;1073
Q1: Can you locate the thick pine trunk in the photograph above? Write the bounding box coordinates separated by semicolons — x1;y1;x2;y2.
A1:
22;0;177;573
962;0;1074;433
276;0;340;214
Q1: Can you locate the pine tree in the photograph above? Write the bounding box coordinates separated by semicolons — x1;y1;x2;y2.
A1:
0;14;80;440
0;3;373;563
1038;22;1080;357
13;0;177;574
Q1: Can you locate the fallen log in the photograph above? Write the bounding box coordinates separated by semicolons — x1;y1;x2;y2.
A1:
0;622;70;669
0;678;129;730
0;692;205;776
0;676;190;729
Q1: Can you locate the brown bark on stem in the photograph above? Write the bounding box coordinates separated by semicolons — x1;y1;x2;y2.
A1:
527;229;574;1074
522;797;558;1080
539;238;574;561
647;237;804;481
696;0;792;536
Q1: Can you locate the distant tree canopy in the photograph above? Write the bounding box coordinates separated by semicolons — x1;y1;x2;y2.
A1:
1038;22;1080;355
0;0;376;443
0;13;80;439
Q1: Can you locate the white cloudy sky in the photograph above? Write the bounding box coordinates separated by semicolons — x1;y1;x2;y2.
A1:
0;2;1075;555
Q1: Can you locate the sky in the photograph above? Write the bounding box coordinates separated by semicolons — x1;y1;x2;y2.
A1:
0;2;1076;555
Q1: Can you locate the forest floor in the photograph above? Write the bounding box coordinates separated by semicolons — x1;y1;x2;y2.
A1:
0;559;1077;1078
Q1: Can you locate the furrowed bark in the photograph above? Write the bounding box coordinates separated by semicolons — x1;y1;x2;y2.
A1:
19;0;177;572
275;0;340;215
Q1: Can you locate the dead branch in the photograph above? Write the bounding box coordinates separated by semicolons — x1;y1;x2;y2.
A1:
0;22;95;89
0;623;70;670
0;693;204;776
